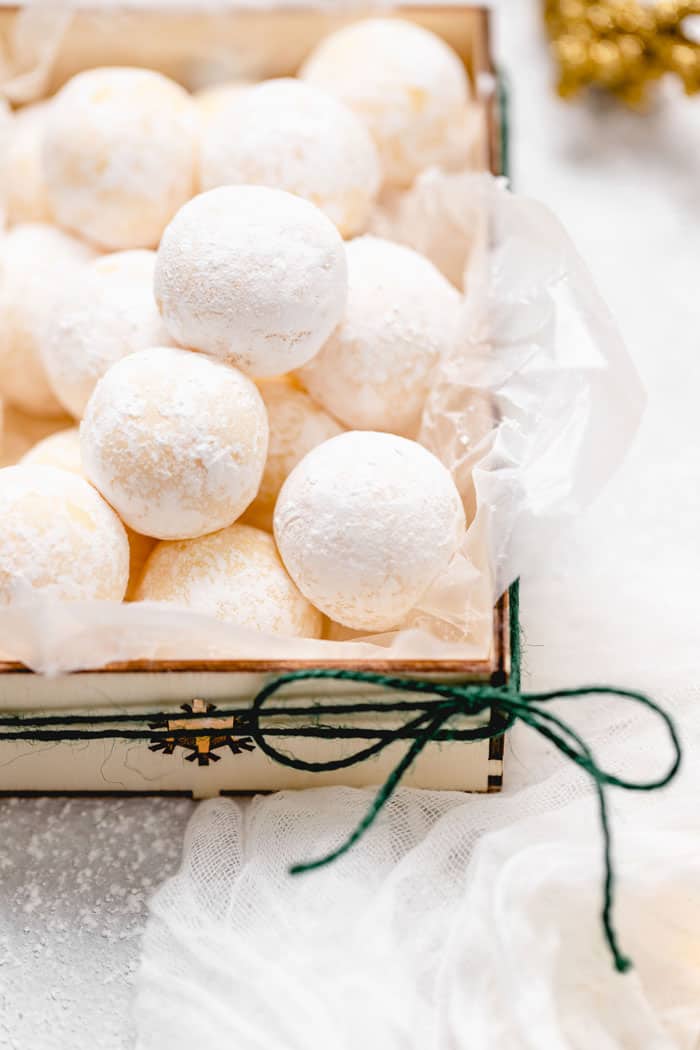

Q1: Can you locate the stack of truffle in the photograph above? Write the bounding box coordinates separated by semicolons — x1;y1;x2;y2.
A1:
0;18;475;642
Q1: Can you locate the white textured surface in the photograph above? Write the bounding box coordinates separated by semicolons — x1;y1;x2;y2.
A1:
200;77;381;237
4;4;700;1047
81;346;269;539
302;17;471;188
0;797;192;1050
136;522;324;637
274;431;466;630
299;235;460;436
0;464;129;603
43;67;198;249
155;185;348;376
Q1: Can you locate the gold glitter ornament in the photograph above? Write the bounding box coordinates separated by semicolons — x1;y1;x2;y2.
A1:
544;0;700;102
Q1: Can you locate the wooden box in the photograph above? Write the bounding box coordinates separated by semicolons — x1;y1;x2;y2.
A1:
0;3;510;797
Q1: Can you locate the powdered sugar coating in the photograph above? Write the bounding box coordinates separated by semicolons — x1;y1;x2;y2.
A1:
194;81;251;122
5;102;53;224
80;347;268;540
136;522;323;638
301;18;471;188
200;78;380;238
299;235;460;437
274;431;466;631
242;380;343;533
124;530;156;601
154;185;348;376
0;224;95;417
0;464;129;604
41;250;174;419
19;422;158;595
21;426;82;474
0;98;11;228
43;67;198;249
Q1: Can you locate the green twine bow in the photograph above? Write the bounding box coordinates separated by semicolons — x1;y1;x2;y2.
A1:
247;669;681;974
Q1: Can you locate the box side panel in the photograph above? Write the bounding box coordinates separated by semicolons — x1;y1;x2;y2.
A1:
0;737;495;796
0;670;497;793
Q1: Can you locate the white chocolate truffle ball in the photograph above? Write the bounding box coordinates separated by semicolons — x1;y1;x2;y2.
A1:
155;185;347;376
194;81;251;122
135;523;323;638
42;67;198;249
0;224;95;417
299;236;460;437
20;425;82;474
13;424;153;596
242;381;343;533
200;78;380;238
301;18;471;188
0;98;11;228
0;406;72;468
274;431;466;631
0;465;129;604
124;529;156;601
81;347;268;540
40;250;173;419
5;102;52;224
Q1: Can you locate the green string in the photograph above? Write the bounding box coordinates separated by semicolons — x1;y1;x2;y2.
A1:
508;579;521;691
245;669;681;975
498;67;512;185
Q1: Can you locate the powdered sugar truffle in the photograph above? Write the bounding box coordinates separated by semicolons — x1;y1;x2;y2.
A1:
0;465;129;604
41;250;173;418
200;78;380;238
302;18;471;188
299;236;460;437
0;407;72;468
0;98;11;228
242;380;343;532
274;431;466;631
81;347;268;540
155;185;347;376
43;67;198;249
20;426;82;474
136;523;323;638
0;224;95;417
194;81;251;122
17;423;155;596
5;102;52;224
124;529;156;601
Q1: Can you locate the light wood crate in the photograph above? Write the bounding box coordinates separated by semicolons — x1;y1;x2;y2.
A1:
0;4;510;796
